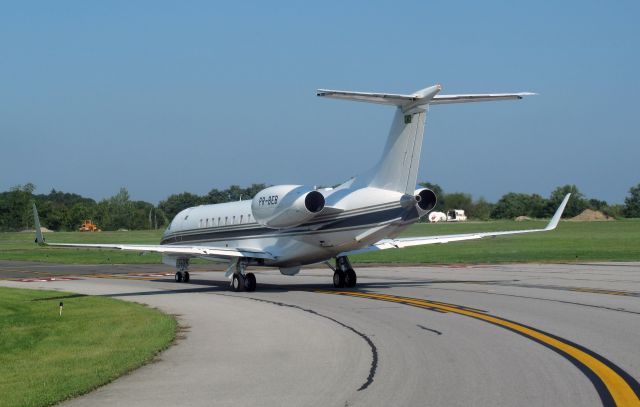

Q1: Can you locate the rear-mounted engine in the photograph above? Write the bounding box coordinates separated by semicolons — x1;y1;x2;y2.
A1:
414;188;437;217
251;185;326;229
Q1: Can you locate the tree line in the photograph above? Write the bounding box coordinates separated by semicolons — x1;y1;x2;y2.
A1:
419;183;640;220
0;183;268;232
0;182;638;232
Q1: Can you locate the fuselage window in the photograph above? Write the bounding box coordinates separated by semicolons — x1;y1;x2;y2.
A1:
247;214;251;222
206;218;209;227
199;219;203;228
233;216;236;224
225;217;228;225
240;215;243;224
217;217;221;227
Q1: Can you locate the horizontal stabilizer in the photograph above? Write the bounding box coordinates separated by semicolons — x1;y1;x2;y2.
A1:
318;85;442;113
318;86;535;111
431;93;536;105
317;89;423;106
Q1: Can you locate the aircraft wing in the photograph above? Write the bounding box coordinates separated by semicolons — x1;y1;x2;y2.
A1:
339;194;570;257
31;204;276;260
42;242;277;260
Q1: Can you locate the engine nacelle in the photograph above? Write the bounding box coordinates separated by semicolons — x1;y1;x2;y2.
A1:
251;185;325;229
414;188;437;217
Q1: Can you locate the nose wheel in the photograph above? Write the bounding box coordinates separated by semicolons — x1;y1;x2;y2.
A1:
174;271;190;282
174;259;190;283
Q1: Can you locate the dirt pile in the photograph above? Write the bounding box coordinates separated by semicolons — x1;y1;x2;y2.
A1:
21;227;54;233
515;216;532;221
570;209;613;221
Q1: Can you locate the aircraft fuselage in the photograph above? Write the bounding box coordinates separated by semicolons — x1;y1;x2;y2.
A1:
160;186;419;268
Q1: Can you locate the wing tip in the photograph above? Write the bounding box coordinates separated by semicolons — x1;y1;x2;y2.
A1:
545;193;571;231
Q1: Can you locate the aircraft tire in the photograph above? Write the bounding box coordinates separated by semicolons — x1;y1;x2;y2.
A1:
183;271;190;283
232;274;245;292
245;273;256;292
175;271;184;283
333;271;345;288
345;269;357;288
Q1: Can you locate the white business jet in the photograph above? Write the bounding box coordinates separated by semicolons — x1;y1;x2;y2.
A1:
33;84;570;292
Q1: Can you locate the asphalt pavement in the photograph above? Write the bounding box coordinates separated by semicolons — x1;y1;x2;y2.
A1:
1;261;639;406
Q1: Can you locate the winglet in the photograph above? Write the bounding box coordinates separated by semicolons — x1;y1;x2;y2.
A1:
32;203;45;245
545;193;571;231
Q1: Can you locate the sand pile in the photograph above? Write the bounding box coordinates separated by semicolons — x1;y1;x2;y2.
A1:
21;227;54;233
515;216;532;221
570;209;613;221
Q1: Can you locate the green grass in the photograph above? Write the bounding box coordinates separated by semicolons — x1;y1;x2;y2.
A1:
0;287;176;407
353;219;640;264
0;230;164;264
0;220;639;265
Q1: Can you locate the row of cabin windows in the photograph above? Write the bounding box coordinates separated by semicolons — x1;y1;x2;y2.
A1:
199;214;252;228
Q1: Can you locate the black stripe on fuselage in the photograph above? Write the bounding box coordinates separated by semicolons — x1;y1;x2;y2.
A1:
160;204;418;245
162;201;402;241
161;202;401;241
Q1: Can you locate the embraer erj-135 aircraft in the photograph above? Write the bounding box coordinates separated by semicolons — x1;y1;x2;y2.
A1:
33;84;570;292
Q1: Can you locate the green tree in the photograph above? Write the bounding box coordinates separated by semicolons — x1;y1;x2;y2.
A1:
443;192;473;214
623;183;640;218
35;189;97;230
109;187;134;230
0;184;35;231
490;193;547;219
469;197;494;220
68;202;97;230
243;183;268;200
587;198;608;211
603;204;625;219
158;192;203;220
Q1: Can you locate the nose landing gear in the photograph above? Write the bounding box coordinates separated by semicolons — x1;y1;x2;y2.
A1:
174;258;190;283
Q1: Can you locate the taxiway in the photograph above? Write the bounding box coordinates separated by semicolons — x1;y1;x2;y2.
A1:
1;261;639;406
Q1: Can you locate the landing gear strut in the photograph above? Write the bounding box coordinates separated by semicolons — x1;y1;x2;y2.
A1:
231;260;257;292
174;258;190;283
332;256;357;288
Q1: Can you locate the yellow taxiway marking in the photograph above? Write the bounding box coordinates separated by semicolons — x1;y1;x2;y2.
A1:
317;290;640;407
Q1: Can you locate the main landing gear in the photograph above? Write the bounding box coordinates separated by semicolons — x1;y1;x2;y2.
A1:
174;258;190;283
332;256;357;288
231;261;256;292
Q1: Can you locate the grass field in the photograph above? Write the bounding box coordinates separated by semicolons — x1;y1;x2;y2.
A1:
354;219;640;264
0;220;638;265
0;287;176;407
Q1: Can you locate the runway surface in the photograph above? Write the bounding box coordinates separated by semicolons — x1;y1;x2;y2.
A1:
1;261;639;407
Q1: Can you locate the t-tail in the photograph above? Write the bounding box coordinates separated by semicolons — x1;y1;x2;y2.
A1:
317;85;535;194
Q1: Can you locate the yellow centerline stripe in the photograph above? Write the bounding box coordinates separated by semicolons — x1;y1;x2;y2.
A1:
316;290;640;406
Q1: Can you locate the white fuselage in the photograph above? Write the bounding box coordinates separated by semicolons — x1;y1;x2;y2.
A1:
160;186;420;268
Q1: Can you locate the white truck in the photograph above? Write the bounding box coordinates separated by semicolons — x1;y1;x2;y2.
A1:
428;211;447;223
447;209;467;222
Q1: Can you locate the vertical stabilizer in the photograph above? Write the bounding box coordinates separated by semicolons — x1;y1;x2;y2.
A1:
318;84;440;194
317;84;533;194
365;107;427;194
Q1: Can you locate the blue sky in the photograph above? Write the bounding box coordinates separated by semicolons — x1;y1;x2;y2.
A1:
1;1;638;204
